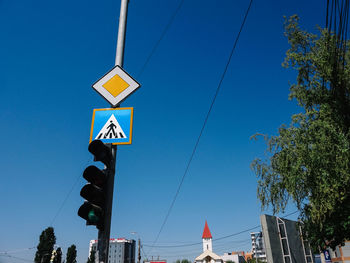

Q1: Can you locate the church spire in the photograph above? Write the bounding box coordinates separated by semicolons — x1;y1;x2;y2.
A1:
202;220;212;239
202;221;212;252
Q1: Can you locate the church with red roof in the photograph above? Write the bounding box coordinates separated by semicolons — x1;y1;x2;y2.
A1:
195;221;223;263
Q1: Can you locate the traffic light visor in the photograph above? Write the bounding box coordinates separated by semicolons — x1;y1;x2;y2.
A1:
80;184;104;207
88;140;112;166
83;165;106;187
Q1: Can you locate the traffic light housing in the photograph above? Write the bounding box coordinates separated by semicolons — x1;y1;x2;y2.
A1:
78;140;112;230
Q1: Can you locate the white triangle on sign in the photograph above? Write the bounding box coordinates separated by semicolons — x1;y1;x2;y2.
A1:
95;114;127;140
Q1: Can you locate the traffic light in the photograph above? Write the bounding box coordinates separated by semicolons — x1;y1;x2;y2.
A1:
78;140;112;230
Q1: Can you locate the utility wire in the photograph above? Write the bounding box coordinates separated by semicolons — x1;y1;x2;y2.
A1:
49;0;186;228
141;244;149;260
147;0;253;252
49;158;91;226
144;210;297;249
0;254;33;263
137;0;185;78
144;225;258;248
0;248;35;254
49;172;82;226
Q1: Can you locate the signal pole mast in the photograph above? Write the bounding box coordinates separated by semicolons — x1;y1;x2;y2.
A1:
97;1;129;263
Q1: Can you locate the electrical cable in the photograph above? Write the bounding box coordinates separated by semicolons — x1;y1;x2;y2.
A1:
141;245;149;261
151;239;251;257
144;225;258;248
153;239;252;259
49;158;91;226
0;248;36;254
49;0;187;229
146;211;298;260
144;210;297;249
49;172;83;226
0;254;33;263
137;0;185;78
146;0;253;253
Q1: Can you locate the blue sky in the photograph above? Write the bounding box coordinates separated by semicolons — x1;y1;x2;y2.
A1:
0;0;325;263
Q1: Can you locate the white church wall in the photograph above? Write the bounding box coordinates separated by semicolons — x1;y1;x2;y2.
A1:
203;238;212;252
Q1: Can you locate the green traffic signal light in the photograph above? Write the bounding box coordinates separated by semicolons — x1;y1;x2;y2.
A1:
78;202;104;229
88;210;99;223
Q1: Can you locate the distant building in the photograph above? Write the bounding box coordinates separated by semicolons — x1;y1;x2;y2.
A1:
195;221;223;263
244;252;253;262
194;222;246;263
89;238;135;263
220;252;245;263
260;214;314;263
144;260;167;263
250;232;266;262
326;240;350;262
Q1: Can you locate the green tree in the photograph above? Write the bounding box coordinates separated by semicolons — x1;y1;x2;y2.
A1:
247;259;263;263
174;259;191;263
66;245;77;263
34;227;56;263
251;15;350;250
87;249;96;263
53;247;62;263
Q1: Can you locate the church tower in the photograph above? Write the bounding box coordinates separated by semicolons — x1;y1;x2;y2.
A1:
202;220;212;252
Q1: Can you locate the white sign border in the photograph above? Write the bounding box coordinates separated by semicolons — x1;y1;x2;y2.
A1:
92;65;140;107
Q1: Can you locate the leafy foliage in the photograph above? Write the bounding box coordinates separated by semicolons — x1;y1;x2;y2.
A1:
87;249;96;263
247;259;264;263
251;15;350;250
53;247;62;263
66;245;77;263
175;259;191;263
34;227;56;263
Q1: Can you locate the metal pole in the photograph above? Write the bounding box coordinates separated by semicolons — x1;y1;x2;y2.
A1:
255;234;258;263
115;0;129;67
97;145;116;263
97;1;129;263
138;239;141;263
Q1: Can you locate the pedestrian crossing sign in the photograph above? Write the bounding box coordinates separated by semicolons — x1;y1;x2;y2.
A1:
89;107;134;145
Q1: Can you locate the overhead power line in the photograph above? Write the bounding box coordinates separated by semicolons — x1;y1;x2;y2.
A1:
146;0;254;252
144;210;298;249
0;254;33;263
0;247;35;254
137;0;185;78
144;225;258;248
50;173;82;226
49;157;92;226
48;0;186;229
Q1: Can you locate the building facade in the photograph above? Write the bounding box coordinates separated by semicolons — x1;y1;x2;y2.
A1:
260;214;314;263
144;260;167;263
250;231;267;262
326;241;350;262
220;252;245;263
89;238;135;263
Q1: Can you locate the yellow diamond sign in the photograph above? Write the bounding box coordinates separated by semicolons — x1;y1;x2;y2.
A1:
102;74;130;97
92;65;140;107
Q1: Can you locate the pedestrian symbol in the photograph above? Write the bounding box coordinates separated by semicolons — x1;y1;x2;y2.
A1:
90;108;133;145
95;114;126;140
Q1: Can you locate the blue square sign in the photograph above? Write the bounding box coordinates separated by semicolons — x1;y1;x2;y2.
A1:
90;107;133;145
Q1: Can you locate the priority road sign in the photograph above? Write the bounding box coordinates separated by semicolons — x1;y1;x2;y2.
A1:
90;108;134;145
92;66;140;107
